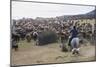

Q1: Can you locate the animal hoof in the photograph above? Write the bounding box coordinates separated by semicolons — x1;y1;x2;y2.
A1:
76;51;79;54
72;50;75;54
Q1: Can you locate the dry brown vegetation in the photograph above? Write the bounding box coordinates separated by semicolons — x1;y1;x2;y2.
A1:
11;39;95;66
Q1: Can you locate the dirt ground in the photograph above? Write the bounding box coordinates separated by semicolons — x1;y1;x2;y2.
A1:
11;40;96;66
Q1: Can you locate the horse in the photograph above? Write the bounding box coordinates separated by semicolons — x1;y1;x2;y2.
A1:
71;37;80;55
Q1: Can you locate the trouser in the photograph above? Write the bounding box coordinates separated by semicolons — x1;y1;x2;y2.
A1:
68;37;73;46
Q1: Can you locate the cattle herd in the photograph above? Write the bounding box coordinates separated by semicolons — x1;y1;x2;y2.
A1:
11;18;96;53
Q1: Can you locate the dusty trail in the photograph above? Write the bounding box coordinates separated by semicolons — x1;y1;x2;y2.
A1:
11;40;96;66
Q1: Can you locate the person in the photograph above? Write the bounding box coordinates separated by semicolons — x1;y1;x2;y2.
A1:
68;26;78;47
12;38;18;51
59;30;68;51
32;30;39;45
33;30;38;41
26;33;31;42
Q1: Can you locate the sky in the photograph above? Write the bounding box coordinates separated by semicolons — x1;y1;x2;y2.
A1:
12;1;95;19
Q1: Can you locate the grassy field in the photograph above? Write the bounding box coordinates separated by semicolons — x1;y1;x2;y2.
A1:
11;39;96;66
11;19;96;66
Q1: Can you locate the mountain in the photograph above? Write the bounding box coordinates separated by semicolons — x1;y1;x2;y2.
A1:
55;9;96;21
13;9;96;24
86;9;96;16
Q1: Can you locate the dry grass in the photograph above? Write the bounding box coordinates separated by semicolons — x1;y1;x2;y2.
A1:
11;39;96;66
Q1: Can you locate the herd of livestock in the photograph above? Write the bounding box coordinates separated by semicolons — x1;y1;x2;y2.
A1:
11;18;96;53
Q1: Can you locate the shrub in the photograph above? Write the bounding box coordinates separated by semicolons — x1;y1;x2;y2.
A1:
38;31;58;45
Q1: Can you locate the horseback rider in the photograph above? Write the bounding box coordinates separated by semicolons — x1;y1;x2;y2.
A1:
68;26;79;47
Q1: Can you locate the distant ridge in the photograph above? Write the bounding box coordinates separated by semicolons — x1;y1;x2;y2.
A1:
56;9;96;21
13;9;96;23
86;9;96;16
